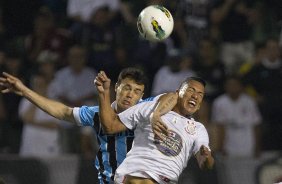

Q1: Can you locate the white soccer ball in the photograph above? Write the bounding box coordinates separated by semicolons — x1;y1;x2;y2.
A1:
137;5;174;42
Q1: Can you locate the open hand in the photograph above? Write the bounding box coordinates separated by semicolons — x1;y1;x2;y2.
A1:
0;72;26;96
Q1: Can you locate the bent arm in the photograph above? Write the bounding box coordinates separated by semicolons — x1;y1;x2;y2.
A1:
151;92;178;136
152;92;178;117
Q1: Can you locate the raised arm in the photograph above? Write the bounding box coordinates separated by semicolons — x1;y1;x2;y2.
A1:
150;92;178;138
94;71;127;134
0;72;75;123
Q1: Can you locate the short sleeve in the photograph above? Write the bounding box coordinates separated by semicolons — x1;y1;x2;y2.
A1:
118;100;158;130
73;106;99;126
193;124;210;154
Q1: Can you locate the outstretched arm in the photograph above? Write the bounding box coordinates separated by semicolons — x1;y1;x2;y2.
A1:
94;71;127;134
195;145;214;170
0;72;75;123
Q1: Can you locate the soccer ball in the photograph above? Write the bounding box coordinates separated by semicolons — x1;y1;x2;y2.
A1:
137;5;174;42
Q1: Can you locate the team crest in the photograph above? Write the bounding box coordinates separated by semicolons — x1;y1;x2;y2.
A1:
185;120;196;135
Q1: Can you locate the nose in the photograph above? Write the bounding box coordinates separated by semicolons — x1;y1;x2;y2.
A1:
191;91;198;99
126;90;134;98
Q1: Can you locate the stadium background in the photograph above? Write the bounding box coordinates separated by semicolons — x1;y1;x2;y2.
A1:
0;0;282;183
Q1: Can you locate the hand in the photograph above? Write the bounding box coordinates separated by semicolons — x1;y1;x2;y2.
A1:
198;145;213;169
94;71;111;94
151;113;168;139
0;72;26;96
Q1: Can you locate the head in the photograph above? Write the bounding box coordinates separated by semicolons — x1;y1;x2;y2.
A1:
224;75;243;100
265;38;281;62
174;77;206;117
199;37;217;65
67;45;87;72
115;67;147;113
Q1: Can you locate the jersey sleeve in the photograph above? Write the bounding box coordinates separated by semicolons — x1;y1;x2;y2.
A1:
117;99;159;130
73;106;99;126
193;124;210;155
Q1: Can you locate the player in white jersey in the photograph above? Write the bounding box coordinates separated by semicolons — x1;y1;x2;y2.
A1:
95;71;214;184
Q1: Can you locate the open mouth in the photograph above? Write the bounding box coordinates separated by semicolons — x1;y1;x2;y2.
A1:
188;100;196;108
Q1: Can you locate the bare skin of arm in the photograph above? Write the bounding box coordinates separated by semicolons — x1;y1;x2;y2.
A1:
95;71;127;134
21;104;60;129
94;71;178;135
151;92;178;137
195;145;215;170
0;72;75;123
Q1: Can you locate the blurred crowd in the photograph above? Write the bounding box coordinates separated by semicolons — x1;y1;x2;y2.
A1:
0;0;281;164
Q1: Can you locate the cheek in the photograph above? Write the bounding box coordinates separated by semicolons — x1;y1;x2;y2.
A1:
132;95;142;103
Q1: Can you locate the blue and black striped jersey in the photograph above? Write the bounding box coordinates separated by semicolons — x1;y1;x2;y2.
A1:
74;97;156;184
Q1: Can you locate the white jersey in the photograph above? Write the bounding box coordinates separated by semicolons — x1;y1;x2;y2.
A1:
115;96;210;184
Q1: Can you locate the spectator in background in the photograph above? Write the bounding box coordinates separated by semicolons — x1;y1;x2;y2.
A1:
18;50;61;157
175;0;215;52
212;75;262;157
210;0;257;74
243;38;282;151
211;75;262;184
70;6;129;79
194;37;226;103
19;74;62;157
67;0;120;23
49;45;98;155
193;37;226;154
24;7;69;68
151;49;195;96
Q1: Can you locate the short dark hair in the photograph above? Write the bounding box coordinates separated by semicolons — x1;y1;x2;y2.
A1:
179;76;206;89
116;67;148;86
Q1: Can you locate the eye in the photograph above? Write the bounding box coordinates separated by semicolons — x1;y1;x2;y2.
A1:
123;85;131;91
134;89;143;96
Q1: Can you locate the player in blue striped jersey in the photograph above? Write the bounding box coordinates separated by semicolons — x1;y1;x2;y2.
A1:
0;68;175;184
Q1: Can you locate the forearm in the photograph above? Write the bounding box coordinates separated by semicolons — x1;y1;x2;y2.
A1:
98;90;119;133
22;86;74;123
152;92;178;117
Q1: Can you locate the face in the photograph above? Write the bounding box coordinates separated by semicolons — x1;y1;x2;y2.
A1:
225;78;242;99
175;80;205;116
115;78;144;113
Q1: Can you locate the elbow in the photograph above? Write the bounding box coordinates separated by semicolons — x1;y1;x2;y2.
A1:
100;117;117;134
101;124;115;134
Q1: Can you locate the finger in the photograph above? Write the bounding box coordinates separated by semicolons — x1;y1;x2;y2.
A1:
94;79;103;86
100;71;108;79
160;126;169;135
154;131;165;141
0;77;8;82
97;73;107;82
100;71;111;82
3;72;16;80
1;88;10;93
